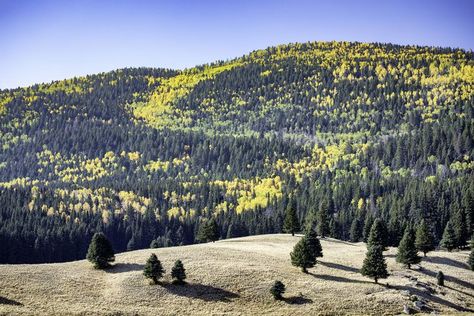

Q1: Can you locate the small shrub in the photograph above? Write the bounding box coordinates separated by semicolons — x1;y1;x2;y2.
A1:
436;271;444;286
143;253;165;284
270;280;285;300
171;260;187;284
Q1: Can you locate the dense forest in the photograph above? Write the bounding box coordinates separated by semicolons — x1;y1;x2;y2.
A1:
0;41;473;263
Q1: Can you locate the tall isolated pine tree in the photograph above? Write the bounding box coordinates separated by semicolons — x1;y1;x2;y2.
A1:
396;227;421;269
361;245;388;283
440;220;457;252
283;199;300;236
415;219;435;257
86;232;115;269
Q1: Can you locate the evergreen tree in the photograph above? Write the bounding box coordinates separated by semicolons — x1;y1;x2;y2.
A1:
86;232;115;269
396;227;421;269
361;245;388;283
350;218;362;242
468;235;474;271
143;253;165;284
270;280;285;300
171;260;187;284
290;236;315;273
415;219;435;257
197;218;220;243
362;214;374;243
452;205;468;249
283;199;300;236
440;220;457;252
367;219;388;250
437;271;445;286
316;201;330;238
306;229;323;259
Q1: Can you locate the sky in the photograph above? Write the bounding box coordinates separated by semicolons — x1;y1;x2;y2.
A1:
0;0;473;89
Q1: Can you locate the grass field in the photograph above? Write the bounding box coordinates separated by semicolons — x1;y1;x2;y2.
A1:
0;234;473;315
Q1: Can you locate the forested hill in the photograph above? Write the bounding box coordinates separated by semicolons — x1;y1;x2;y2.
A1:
1;41;473;263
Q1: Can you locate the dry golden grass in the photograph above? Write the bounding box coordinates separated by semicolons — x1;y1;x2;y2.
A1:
0;234;473;315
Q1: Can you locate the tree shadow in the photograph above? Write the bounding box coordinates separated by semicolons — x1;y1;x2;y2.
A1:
105;263;144;274
445;285;474;298
391;284;473;312
425;256;469;270
283;295;313;305
418;268;474;290
164;282;239;302
319;261;360;273
309;272;372;284
324;238;359;247
0;296;23;306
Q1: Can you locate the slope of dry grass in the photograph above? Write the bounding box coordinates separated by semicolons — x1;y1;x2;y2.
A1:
0;234;473;315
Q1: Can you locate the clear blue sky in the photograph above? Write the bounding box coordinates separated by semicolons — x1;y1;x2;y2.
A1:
1;0;473;89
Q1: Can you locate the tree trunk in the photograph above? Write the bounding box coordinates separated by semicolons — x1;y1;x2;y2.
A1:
292;232;295;236
302;267;307;273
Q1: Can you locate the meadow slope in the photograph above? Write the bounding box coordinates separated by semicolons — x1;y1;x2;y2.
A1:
0;234;473;315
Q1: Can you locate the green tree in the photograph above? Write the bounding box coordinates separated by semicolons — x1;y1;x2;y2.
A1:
143;253;165;284
270;280;285;300
86;232;115;269
361;245;388;283
283;199;300;236
452;205;468;249
415;219;435;257
437;271;445;286
362;214;374;243
290;236;315;273
468;235;474;271
306;229;323;259
316;200;330;238
367;218;388;250
396;227;421;269
197;218;220;243
350;218;362;242
171;259;187;284
440;220;457;252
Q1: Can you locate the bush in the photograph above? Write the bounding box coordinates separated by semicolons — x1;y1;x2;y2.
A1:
437;271;444;286
270;280;285;300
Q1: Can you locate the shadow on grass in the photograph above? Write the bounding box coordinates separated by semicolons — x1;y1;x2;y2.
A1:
105;263;144;274
324;238;359;247
425;256;469;270
309;272;372;284
283;295;313;305
0;296;22;306
418;268;474;290
391;284;474;312
164;282;239;302
319;261;359;273
445;285;474;298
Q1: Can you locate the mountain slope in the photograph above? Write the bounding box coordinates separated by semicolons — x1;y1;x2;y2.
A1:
0;234;473;315
0;41;473;264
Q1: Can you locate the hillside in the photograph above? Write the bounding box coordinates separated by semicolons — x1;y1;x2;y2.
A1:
0;234;473;315
0;41;473;263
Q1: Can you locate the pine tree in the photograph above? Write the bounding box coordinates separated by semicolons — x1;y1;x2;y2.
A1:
452;205;468;249
283;199;300;236
468;235;474;271
440;220;457;252
437;271;445;286
171;259;187;284
143;253;164;284
367;218;388;250
316;201;330;238
350;218;361;242
197;218;220;243
396;227;421;269
361;245;388;283
306;229;323;259
290;236;315;273
415;219;435;257
86;232;115;269
270;280;285;300
362;214;374;243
